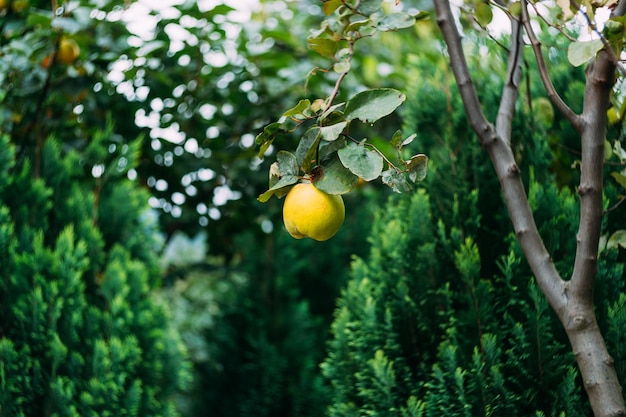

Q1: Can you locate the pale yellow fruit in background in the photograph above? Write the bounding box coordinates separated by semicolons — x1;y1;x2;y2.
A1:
57;38;80;65
283;182;345;241
11;0;27;13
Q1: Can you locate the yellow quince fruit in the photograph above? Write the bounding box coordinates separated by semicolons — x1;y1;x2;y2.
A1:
283;182;345;241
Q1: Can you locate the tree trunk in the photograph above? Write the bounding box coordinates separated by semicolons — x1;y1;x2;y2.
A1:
433;0;626;415
562;299;625;416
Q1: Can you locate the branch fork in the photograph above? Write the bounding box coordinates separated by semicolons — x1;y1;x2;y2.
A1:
433;0;625;415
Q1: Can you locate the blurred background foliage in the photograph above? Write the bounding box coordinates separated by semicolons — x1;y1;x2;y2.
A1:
1;0;407;415
2;0;626;416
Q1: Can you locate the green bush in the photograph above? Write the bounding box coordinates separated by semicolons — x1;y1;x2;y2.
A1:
322;179;626;416
0;134;190;416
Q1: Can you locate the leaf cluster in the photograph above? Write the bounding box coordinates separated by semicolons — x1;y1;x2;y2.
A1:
256;1;430;201
257;88;427;201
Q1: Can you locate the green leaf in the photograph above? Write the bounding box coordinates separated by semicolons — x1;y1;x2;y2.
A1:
333;61;351;73
358;0;382;15
402;133;417;148
611;172;626;190
296;127;322;172
390;130;403;148
509;1;522;17
283;99;312;118
26;12;52;28
207;4;236;16
256;138;274;159
258;175;298;202
346;19;371;32
260;154;300;202
604;18;624;39
344;88;406;124
381;169;412;193
268;162;281;190
614;140;626;161
320;102;346;122
413;10;430;21
338;144;383;181
308;37;339;58
255;122;285;159
607;230;626;250
323;0;343;15
474;2;493;27
277;150;299;176
406;154;428;182
567;39;603;67
320;122;347;142
377;13;416;31
319;137;347;162
314;156;359;195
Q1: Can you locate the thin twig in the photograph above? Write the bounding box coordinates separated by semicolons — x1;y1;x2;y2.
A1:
528;2;577;42
605;195;626;214
322;70;349;114
570;0;626;76
521;0;583;133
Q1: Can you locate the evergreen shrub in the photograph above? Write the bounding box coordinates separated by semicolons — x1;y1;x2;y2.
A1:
0;134;190;417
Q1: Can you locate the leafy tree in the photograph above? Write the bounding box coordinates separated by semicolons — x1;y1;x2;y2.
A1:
258;1;626;416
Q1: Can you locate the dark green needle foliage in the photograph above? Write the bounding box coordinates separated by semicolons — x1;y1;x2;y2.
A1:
322;179;626;416
0;134;190;417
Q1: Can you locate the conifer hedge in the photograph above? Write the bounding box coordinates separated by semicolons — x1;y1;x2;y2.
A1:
322;185;624;416
0;133;190;416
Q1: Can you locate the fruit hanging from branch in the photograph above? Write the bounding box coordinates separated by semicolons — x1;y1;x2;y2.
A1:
282;182;345;241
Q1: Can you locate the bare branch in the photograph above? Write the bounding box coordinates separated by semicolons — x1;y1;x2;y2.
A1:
521;0;583;132
570;0;626;298
495;16;524;145
570;56;615;297
605;195;626;213
433;0;566;314
433;0;494;143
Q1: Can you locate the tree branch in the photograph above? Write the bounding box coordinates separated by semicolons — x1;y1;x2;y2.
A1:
558;26;626;415
434;1;626;414
433;2;493;142
433;0;566;315
569;55;612;298
569;0;626;300
495;14;524;145
521;0;583;133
